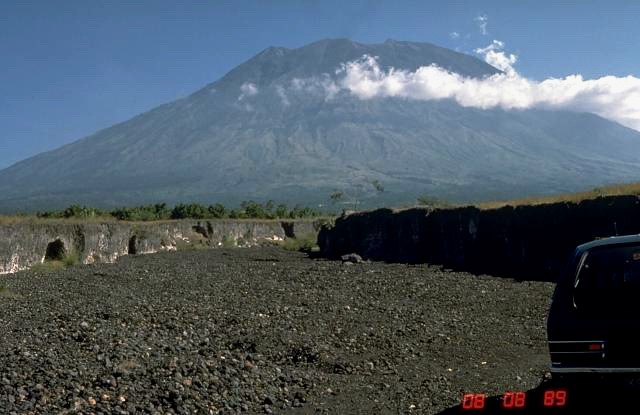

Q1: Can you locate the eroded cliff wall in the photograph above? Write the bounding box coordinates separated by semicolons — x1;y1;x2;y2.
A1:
0;219;320;274
319;195;640;281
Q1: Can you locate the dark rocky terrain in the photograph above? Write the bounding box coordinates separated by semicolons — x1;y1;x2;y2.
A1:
0;247;554;414
319;195;640;282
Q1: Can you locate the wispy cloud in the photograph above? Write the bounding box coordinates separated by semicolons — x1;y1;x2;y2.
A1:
474;40;517;74
332;43;640;131
474;15;488;35
238;82;258;101
449;31;460;39
291;75;340;99
275;85;290;106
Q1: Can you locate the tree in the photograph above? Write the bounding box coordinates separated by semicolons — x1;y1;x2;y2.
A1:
241;200;267;218
265;199;275;212
171;203;207;219
329;191;344;205
275;204;288;218
208;203;226;218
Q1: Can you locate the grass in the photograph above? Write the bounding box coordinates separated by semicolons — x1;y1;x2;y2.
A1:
280;233;319;253
175;239;209;251
62;252;80;267
476;182;640;210
0;215;42;225
31;252;80;273
0;284;17;298
31;260;66;273
221;236;237;248
0;215;118;225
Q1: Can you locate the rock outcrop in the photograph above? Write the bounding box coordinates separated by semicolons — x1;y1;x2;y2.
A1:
0;219;321;274
319;195;640;281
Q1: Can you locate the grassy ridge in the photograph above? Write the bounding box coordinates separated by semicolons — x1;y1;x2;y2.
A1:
476;182;640;210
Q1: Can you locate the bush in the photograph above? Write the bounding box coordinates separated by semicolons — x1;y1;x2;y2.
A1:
221;235;236;248
175;239;208;251
0;284;14;298
34;201;328;221
111;203;170;221
62;252;80;267
280;234;318;253
38;204;104;219
241;200;269;219
63;205;104;218
171;203;208;219
36;210;64;219
31;260;66;273
288;205;321;218
208;203;226;218
275;204;288;218
32;252;79;272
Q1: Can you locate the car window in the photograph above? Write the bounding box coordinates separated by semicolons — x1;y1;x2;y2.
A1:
573;244;640;313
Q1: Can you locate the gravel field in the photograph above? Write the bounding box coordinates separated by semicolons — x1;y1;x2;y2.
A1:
0;247;555;414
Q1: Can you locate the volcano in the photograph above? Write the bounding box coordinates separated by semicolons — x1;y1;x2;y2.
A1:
2;38;640;211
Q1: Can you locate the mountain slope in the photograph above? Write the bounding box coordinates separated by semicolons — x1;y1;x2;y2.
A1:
2;38;640;211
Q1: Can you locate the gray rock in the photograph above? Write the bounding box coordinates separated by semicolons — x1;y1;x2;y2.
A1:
341;253;363;263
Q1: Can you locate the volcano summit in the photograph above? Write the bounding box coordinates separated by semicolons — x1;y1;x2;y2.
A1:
2;38;640;211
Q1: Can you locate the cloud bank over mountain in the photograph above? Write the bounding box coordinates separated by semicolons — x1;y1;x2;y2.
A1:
320;40;640;131
3;38;640;211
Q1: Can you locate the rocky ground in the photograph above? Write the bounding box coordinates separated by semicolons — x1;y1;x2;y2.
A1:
0;247;555;414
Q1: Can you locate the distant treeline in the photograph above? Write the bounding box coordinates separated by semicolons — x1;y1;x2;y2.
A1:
36;201;326;221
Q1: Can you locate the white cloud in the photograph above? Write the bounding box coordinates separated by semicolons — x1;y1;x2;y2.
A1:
276;85;290;106
238;82;258;101
333;45;640;131
474;40;517;74
449;31;460;39
291;75;340;100
475;15;488;35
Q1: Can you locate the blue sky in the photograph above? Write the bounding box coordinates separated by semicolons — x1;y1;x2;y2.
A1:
2;1;640;169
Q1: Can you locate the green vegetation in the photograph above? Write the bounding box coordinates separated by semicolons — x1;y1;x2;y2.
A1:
10;181;640;224
221;235;236;249
280;233;319;253
32;252;79;272
37;204;106;219
0;284;16;298
111;203;171;221
31;200;326;222
32;260;67;272
62;252;80;267
175;239;209;251
175;232;210;251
